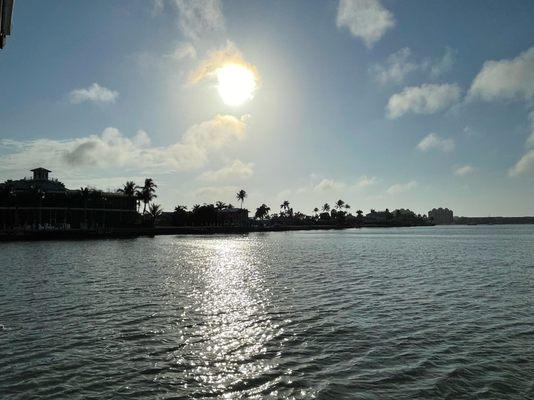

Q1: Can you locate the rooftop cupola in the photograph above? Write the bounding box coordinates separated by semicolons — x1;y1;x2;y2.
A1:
31;167;51;181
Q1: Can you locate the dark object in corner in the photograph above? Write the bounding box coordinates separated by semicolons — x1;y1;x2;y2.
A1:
0;0;15;49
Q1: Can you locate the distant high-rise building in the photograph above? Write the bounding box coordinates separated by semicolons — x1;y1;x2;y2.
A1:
428;208;454;225
0;0;15;49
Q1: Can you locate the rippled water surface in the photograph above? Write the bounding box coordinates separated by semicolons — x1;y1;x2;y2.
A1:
1;225;534;399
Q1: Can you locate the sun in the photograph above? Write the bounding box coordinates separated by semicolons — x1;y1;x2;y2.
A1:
216;64;257;106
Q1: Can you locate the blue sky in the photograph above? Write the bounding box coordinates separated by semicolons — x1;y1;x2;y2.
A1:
1;0;534;216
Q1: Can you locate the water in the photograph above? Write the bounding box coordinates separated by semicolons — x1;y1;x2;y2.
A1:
1;225;534;399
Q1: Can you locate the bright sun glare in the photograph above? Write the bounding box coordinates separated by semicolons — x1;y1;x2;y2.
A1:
216;64;257;106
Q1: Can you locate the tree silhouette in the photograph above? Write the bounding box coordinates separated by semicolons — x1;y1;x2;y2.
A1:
137;178;157;214
118;181;136;197
148;203;163;225
335;199;345;210
236;189;247;209
322;203;330;212
215;201;227;210
255;204;271;220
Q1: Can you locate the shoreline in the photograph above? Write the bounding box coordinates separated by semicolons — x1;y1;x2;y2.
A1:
4;222;534;242
0;223;428;241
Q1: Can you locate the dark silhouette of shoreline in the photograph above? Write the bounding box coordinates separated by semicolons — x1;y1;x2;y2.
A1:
2;168;533;242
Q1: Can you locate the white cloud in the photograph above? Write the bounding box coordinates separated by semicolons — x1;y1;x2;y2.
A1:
276;189;292;200
354;175;377;189
370;47;455;85
426;47;456;78
0;115;249;177
416;133;455;152
193;185;237;202
198;159;253;182
467;48;534;178
165;41;197;60
370;48;417;85
69;83;119;104
454;165;475;176
386;181;418;195
336;0;395;48
188;40;260;86
387;83;461;118
468;47;534;102
463;126;478;137
509;111;534;176
525;110;534;148
172;0;225;41
509;150;534;177
133;130;151;147
313;178;347;191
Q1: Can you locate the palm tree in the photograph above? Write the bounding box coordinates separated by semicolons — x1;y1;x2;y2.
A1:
356;210;363;218
280;200;290;212
335;199;345;210
215;201;227;210
313;207;319;216
236;189;247;209
255;204;271;220
322;203;330;213
118;181;136;197
345;204;351;212
138;178;157;214
148;203;163;225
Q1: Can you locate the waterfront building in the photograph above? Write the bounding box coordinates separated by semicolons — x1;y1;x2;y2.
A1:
0;168;138;231
428;207;454;225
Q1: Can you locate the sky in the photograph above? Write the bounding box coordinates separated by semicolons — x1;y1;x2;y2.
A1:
1;0;534;217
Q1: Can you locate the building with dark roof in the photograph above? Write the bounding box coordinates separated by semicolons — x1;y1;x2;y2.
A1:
0;168;138;232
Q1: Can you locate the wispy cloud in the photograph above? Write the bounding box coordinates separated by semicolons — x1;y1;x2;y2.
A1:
336;0;395;48
188;40;260;86
354;175;377;189
198;159;254;182
387;83;461;118
427;47;456;78
314;178;347;191
370;47;456;85
416;133;455;153
370;48;417;85
454;165;475;176
386;181;418;195
509;150;534;177
165;41;197;61
69;83;119;104
171;0;225;41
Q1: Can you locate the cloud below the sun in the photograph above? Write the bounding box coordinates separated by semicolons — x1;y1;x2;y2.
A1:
0;114;250;178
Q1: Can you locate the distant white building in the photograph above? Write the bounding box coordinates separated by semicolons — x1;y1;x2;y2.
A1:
428;208;453;224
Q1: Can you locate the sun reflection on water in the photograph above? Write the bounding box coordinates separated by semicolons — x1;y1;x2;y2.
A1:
178;237;285;397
